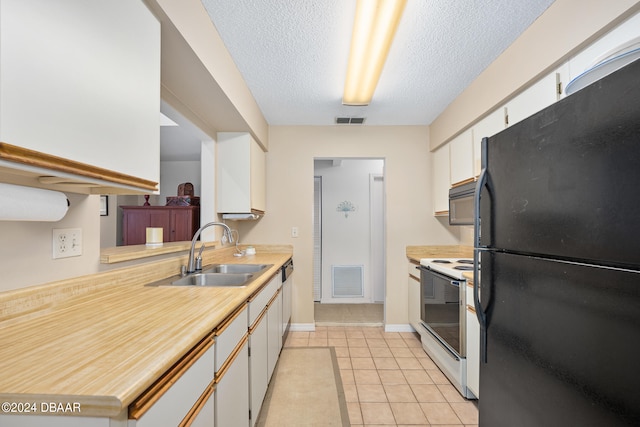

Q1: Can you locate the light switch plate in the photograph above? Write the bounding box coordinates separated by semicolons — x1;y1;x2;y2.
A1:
53;228;83;259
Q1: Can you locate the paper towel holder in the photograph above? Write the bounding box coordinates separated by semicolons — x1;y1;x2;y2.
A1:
0;183;70;221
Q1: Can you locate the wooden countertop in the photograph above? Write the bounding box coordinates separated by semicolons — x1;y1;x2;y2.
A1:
406;245;473;263
0;245;292;418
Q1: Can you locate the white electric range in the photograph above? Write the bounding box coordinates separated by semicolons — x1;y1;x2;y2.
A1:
419;258;474;279
416;257;476;399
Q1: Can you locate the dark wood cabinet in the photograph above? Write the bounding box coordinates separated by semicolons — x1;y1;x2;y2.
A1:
121;206;200;245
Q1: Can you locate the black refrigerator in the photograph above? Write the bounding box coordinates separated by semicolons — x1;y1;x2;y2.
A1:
473;57;640;427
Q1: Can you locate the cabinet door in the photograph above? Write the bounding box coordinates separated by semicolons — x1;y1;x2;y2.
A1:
267;290;282;380
408;263;421;330
149;210;172;240
466;308;480;397
449;129;474;186
505;72;559;128
0;0;160;186
432;144;450;214
122;208;171;245
217;132;266;214
250;140;266;212
466;286;480;398
216;339;249;427
472;108;505;176
122;209;150;245
249;317;268;427
171;208;198;242
135;343;215;427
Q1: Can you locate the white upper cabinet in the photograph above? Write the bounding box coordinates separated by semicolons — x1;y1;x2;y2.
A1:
0;0;161;193
432;143;450;214
472;108;506;176
217;132;266;214
505;71;560;128
449;129;474;186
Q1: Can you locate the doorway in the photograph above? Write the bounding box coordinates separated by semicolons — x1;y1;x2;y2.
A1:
313;158;385;324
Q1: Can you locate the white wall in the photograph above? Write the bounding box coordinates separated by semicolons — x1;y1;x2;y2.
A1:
0;192;101;292
314;159;384;303
233;126;460;328
159;160;202;204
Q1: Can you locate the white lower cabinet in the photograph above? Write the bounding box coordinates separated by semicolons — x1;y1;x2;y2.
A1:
407;261;421;331
215;338;249;427
214;304;249;427
267;288;282;379
248;273;284;426
466;285;480;398
249;312;269;427
129;334;215;427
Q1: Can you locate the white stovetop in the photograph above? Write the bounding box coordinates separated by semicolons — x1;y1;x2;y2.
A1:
420;257;474;280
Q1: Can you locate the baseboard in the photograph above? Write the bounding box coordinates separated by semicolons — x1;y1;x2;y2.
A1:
384;323;415;333
289;323;316;332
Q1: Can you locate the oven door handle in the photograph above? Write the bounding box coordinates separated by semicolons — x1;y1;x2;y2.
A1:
418;265;461;285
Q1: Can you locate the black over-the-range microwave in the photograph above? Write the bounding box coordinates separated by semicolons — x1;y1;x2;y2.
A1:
448;180;476;225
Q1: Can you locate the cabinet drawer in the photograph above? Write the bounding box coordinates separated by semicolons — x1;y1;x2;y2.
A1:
248;274;278;326
215;304;248;372
131;336;215;426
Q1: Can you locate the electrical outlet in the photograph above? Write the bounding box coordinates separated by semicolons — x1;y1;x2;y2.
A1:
53;228;83;259
291;226;299;238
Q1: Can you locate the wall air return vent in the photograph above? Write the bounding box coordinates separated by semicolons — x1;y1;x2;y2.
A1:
332;265;364;298
336;117;366;125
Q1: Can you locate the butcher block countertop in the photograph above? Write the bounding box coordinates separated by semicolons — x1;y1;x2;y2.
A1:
0;245;292;418
406;245;473;263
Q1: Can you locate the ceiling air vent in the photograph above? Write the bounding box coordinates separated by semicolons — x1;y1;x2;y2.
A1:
336;117;366;125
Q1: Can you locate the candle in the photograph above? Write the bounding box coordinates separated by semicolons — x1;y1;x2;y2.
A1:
146;227;163;247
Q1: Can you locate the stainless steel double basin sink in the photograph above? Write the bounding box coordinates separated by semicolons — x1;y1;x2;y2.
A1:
167;264;272;288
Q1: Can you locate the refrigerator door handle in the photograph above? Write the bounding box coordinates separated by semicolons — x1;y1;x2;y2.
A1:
474;248;488;363
474;136;489;363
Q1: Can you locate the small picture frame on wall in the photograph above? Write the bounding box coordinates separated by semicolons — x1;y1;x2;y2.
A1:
100;195;109;216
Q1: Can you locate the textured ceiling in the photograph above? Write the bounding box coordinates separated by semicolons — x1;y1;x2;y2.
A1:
200;0;556;126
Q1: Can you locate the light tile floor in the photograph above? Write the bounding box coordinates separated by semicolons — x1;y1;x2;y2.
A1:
285;326;479;426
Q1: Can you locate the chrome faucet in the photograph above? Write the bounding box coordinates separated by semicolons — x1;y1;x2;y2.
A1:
186;222;234;273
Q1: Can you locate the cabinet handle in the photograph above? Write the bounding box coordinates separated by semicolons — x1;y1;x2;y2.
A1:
179;383;215;427
249;307;268;332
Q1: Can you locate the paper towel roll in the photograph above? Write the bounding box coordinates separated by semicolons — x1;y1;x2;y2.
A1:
146;227;163;247
0;183;69;221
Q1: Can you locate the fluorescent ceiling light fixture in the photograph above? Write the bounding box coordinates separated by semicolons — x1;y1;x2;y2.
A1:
342;0;407;106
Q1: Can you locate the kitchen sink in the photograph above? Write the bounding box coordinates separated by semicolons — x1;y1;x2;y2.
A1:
202;264;272;274
147;264;273;288
171;273;254;287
